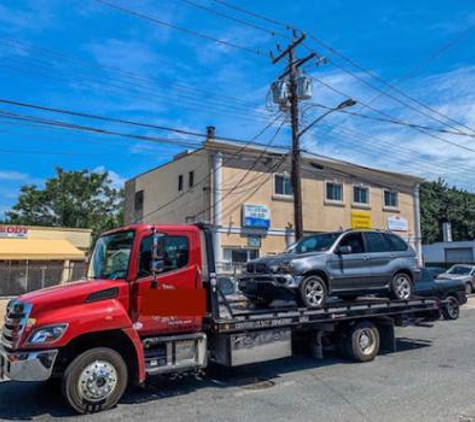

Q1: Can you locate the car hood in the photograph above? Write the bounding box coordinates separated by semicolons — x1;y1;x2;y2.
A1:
17;279;128;315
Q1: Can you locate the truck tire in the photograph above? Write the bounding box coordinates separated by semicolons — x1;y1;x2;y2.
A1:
442;295;460;320
343;321;380;362
389;273;413;300
62;347;128;414
297;275;327;308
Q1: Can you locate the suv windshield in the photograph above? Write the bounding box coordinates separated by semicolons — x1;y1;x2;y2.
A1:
446;265;473;276
88;231;134;280
287;232;341;254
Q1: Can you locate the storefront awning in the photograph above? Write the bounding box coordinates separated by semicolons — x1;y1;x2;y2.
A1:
0;239;85;261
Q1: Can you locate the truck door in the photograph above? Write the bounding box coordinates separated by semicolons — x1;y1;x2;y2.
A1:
132;229;203;336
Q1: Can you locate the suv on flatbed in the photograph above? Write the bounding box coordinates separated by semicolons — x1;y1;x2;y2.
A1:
239;230;420;308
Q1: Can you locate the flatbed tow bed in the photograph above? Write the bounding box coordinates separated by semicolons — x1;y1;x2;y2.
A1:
203;270;443;365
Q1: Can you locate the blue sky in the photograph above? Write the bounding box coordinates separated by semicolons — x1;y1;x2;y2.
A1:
1;0;475;217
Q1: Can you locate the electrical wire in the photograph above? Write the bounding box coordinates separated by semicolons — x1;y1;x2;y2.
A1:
95;0;267;57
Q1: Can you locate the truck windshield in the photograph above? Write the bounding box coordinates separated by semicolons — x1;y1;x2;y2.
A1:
88;231;135;280
287;232;341;254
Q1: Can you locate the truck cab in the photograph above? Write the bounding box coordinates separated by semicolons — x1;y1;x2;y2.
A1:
0;224;210;413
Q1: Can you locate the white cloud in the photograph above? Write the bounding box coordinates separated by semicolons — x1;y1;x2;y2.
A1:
0;171;30;181
93;166;126;190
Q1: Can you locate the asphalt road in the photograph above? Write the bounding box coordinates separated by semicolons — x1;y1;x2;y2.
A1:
1;304;475;422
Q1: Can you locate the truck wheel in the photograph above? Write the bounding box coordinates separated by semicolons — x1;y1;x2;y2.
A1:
298;276;327;308
62;347;128;414
389;273;413;300
343;321;380;362
442;295;460;320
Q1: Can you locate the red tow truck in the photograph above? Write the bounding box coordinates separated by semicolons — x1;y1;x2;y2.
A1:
0;224;444;413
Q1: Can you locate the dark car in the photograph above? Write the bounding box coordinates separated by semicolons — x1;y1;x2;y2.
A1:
239;230;420;308
415;268;467;319
436;264;475;295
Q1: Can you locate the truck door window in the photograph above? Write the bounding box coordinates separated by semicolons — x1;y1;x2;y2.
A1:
338;233;365;254
138;235;190;277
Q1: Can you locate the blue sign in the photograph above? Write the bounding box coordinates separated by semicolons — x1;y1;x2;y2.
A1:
242;204;271;229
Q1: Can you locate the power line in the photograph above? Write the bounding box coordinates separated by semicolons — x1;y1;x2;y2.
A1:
95;0;267;57
133;114;287;223
306;102;475;138
211;0;475;134
310;75;475;155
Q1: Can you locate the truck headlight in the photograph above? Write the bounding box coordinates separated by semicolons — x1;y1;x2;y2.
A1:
27;324;68;345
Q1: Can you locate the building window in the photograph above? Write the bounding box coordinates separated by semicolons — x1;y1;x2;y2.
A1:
384;189;398;209
188;171;194;188
353;185;369;206
274;174;293;196
326;181;343;203
178;174;183;192
134;190;144;212
223;248;259;271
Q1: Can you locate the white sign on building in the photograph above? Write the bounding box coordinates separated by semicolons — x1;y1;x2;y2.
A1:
387;216;408;232
242;204;271;229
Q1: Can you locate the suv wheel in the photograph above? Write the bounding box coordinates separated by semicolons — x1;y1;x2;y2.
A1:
390;273;413;300
298;276;327;308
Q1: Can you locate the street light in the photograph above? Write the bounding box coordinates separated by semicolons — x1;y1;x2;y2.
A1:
298;98;357;138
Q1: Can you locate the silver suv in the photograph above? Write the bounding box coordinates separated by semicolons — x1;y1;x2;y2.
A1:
238;230;420;308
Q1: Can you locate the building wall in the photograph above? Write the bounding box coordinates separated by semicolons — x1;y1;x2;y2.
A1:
423;241;475;264
219;156;418;258
124;149;212;225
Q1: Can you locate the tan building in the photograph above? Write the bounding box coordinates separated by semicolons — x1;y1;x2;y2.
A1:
125;134;423;270
0;225;92;295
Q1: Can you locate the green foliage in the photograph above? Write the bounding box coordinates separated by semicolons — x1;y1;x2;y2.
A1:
420;179;475;244
6;168;124;239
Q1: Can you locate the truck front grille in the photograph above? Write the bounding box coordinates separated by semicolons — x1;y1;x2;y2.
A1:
1;300;32;351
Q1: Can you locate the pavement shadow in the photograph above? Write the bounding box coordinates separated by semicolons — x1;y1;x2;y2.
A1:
0;337;434;418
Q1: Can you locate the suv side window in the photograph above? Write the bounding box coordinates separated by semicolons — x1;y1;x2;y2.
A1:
338;233;365;254
138;235;190;277
384;233;408;252
365;232;391;253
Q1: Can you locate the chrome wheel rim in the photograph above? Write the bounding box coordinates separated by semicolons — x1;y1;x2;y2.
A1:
395;276;412;299
446;297;459;319
304;278;325;306
358;329;376;355
78;360;118;402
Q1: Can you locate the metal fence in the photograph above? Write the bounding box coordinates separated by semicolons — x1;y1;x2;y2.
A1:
0;263;87;296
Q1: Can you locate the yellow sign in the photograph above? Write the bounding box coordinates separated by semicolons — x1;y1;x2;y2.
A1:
351;211;372;229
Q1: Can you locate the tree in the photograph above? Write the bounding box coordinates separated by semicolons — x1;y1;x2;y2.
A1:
6;168;124;238
420;179;475;244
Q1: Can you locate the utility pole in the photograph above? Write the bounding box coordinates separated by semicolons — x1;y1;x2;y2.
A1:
271;33;317;241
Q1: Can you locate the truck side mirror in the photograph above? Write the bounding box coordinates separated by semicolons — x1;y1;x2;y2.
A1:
151;232;165;289
337;245;352;255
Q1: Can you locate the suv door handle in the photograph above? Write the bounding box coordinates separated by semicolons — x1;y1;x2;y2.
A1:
362;255;370;261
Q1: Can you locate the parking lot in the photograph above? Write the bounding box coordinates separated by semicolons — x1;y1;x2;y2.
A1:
0;298;473;421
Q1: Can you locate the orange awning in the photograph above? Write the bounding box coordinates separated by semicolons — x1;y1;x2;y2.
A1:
0;239;85;261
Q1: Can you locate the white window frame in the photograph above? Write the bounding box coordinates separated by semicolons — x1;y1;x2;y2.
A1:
273;173;293;198
352;184;370;208
325;180;344;205
383;189;399;211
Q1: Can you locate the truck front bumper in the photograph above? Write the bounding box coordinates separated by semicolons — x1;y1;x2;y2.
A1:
0;345;58;382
